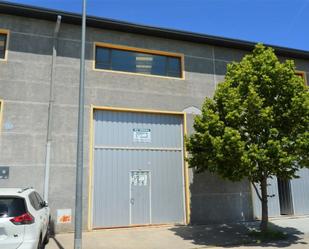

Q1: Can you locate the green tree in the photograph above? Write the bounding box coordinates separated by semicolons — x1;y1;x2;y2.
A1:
186;44;309;232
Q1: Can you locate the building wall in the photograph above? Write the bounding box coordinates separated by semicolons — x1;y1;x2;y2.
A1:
0;13;308;232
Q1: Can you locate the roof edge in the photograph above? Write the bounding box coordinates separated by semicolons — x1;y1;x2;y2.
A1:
1;1;309;60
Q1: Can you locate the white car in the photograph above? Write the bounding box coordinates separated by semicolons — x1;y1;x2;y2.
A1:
0;188;50;249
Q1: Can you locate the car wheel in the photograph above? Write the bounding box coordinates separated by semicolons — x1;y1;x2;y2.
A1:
44;220;50;244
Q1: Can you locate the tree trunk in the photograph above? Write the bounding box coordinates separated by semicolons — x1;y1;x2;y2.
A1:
260;176;269;232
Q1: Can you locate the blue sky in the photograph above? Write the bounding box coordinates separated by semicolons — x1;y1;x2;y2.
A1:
4;0;309;51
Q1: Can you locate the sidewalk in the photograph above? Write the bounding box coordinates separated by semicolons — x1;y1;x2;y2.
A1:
46;217;309;249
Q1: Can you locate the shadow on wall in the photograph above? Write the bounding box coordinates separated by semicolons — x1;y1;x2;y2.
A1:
184;56;227;76
189;170;254;225
169;222;306;247
8;30;228;76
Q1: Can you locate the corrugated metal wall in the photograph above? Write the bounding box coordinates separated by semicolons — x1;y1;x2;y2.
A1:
252;177;280;219
92;110;185;228
291;169;309;215
252;169;309;218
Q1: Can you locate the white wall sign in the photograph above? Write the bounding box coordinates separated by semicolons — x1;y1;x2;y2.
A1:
133;128;151;143
0;167;9;179
131;171;148;186
57;209;72;224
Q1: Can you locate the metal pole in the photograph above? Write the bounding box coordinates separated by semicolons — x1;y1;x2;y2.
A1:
74;0;86;248
44;15;62;202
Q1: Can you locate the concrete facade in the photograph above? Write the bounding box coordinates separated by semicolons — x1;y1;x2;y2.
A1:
0;7;309;233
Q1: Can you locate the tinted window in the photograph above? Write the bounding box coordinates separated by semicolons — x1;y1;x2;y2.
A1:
29;192;40;210
95;46;182;78
0;197;26;217
150;55;167;76
0;34;7;59
95;48;110;69
112;49;136;72
167;57;181;78
34;192;44;207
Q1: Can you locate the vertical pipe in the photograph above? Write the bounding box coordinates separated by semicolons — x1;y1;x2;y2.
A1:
44;15;62;202
74;0;87;248
211;46;217;89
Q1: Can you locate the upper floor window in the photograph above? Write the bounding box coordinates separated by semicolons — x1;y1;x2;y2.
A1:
0;33;7;60
95;43;183;78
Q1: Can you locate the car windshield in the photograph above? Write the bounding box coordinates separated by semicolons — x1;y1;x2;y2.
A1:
0;197;26;218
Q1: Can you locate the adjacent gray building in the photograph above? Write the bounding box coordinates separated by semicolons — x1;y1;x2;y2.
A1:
0;2;308;232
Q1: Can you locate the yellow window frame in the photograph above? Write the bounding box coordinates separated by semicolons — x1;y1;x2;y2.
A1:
295;70;307;87
0;100;3;132
93;42;185;80
0;29;9;62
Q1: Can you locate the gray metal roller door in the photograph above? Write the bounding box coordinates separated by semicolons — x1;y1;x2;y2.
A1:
92;110;185;228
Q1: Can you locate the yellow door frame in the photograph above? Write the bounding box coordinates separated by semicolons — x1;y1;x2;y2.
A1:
0;99;4;132
87;105;190;230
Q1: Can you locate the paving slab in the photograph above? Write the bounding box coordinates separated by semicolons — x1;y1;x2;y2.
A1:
46;216;309;249
270;216;309;234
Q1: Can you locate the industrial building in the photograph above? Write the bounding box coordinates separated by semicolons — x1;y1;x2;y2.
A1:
0;2;308;232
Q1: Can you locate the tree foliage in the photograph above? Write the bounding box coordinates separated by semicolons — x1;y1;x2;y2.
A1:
186;44;309;231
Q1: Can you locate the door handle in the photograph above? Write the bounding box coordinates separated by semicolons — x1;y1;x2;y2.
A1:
130;198;134;205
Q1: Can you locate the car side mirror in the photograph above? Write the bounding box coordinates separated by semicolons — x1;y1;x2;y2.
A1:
40;201;48;208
